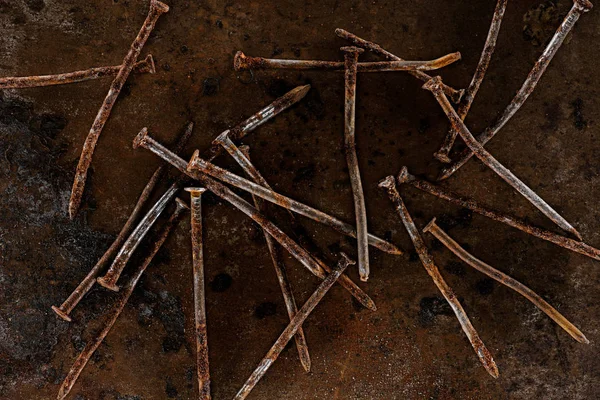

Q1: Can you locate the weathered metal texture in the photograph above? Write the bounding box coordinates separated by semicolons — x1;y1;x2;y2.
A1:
434;0;508;163
438;0;593;179
185;154;402;255
68;0;170;219
335;28;465;103
0;55;156;89
378;176;498;378
423;76;582;240
423;217;589;344
397;166;600;261
56;198;189;400
233;253;355;400
135;130;377;310
52;122;193;320
342;46;370;281
184;188;212;399
233;50;461;72
234;145;311;372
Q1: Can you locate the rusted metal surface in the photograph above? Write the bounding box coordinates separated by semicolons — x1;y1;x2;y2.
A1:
423;217;589;344
378;175;498;378
438;0;593;180
186;154;402;255
342;46;369;281
335;28;465;103
56;198;189;400
52;122;193;320
0;54;156;89
235;145;311;372
233;50;461;72
434;0;508;163
68;0;170;219
423;76;582;240
233;253;354;400
136;130;377;310
397;166;600;261
184;188;212;399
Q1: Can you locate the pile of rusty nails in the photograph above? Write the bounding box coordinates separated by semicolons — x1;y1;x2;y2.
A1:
1;0;595;398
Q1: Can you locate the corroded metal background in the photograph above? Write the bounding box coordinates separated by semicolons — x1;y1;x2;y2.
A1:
1;0;598;399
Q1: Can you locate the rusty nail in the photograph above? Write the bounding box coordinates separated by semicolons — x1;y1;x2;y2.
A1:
136;130;377;310
341;45;370;282
423;76;582;240
0;54;156;89
237;145;311;372
378;175;499;378
52;122;193;321
233;50;461;72
438;0;593;178
434;0;508;163
234;253;354;400
335;28;465;103
184;187;212;398
57;198;188;400
397;166;600;261
185;153;401;255
68;0;170;219
423;217;589;344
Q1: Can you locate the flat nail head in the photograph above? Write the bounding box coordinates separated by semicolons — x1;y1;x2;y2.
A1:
422;76;444;92
175;197;190;210
378;175;396;190
211;130;230;147
422;217;438;234
133;127;149;149
340;46;364;54
575;0;593;12
144;54;156;74
185;187;208;196
339;252;356;267
96;277;120;292
234;51;248;71
151;0;170;14
396;166;413;185
51;306;72;322
187;149;201;172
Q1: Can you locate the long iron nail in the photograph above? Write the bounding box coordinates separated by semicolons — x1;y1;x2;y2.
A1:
184;188;212;399
423;76;582;240
135;130;376;310
378;176;499;378
234;50;461;72
57;198;188;400
68;0;170;219
0;54;156;89
434;0;508;163
342;46;370;282
213;133;295;222
185;154;401;255
397;167;600;261
438;0;593;178
335;28;465;103
237;145;312;372
234;253;354;400
52;122;193;321
423;217;589;344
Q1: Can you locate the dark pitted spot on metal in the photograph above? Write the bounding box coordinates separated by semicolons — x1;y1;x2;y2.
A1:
255;302;277;319
210;273;233;292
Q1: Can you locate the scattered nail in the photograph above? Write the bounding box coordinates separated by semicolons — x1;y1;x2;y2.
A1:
341;46;370;281
423;217;589;344
434;0;508;163
135;130;376;310
438;0;593;178
236;145;311;372
378;175;498;378
52;121;193;321
68;0;170;219
233;50;461;72
184;188;212;398
335;28;465;103
234;253;355;400
57;198;189;400
397;166;600;261
423;76;582;240
0;54;156;89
